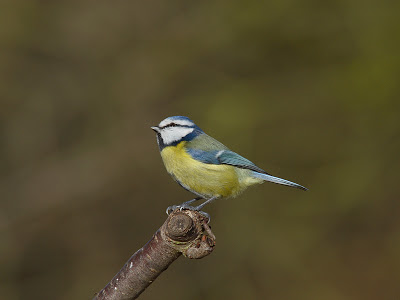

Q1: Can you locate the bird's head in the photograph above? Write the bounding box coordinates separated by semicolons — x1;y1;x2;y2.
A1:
151;116;203;149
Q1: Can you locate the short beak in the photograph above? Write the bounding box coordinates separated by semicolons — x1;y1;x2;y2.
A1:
151;126;160;133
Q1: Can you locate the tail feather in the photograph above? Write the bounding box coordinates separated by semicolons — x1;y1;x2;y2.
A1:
252;172;308;191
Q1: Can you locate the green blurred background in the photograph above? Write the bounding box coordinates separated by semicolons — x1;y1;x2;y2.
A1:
1;0;400;299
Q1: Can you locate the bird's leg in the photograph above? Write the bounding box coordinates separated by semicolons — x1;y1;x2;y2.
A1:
166;197;202;215
182;197;203;206
193;196;218;211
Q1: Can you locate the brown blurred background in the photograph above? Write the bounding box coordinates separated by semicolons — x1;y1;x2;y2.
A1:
1;0;400;299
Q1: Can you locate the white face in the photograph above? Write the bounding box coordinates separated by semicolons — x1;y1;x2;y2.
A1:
156;117;195;145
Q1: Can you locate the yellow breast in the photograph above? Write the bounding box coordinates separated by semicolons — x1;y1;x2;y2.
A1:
160;142;246;198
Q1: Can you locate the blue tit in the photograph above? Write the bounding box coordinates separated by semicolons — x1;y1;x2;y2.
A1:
151;116;307;212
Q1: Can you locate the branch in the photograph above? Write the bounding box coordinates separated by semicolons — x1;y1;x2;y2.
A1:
93;209;216;300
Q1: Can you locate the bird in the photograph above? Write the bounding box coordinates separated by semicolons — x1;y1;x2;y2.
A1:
151;116;307;213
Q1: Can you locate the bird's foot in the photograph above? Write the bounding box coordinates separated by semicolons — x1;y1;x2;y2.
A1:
198;210;210;222
165;203;194;215
166;204;210;222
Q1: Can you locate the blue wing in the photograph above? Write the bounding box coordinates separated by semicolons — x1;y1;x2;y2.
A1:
215;150;267;174
186;148;267;174
185;133;265;173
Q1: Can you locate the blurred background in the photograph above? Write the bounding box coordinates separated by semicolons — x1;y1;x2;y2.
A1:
1;0;399;299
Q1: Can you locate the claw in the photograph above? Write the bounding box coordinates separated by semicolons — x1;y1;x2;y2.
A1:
166;205;178;215
198;210;210;222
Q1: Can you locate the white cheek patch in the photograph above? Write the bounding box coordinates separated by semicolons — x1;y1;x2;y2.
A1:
160;127;194;145
159;118;194;128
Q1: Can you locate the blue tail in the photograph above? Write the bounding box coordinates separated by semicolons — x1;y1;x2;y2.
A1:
252;172;308;191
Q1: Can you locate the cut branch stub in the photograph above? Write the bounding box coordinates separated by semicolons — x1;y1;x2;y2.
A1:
163;210;215;259
165;211;196;241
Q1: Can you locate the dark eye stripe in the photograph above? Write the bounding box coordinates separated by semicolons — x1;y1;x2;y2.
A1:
160;123;192;129
159;123;176;129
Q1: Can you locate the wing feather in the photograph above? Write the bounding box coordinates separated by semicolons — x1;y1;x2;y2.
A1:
216;150;267;174
185;134;267;174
